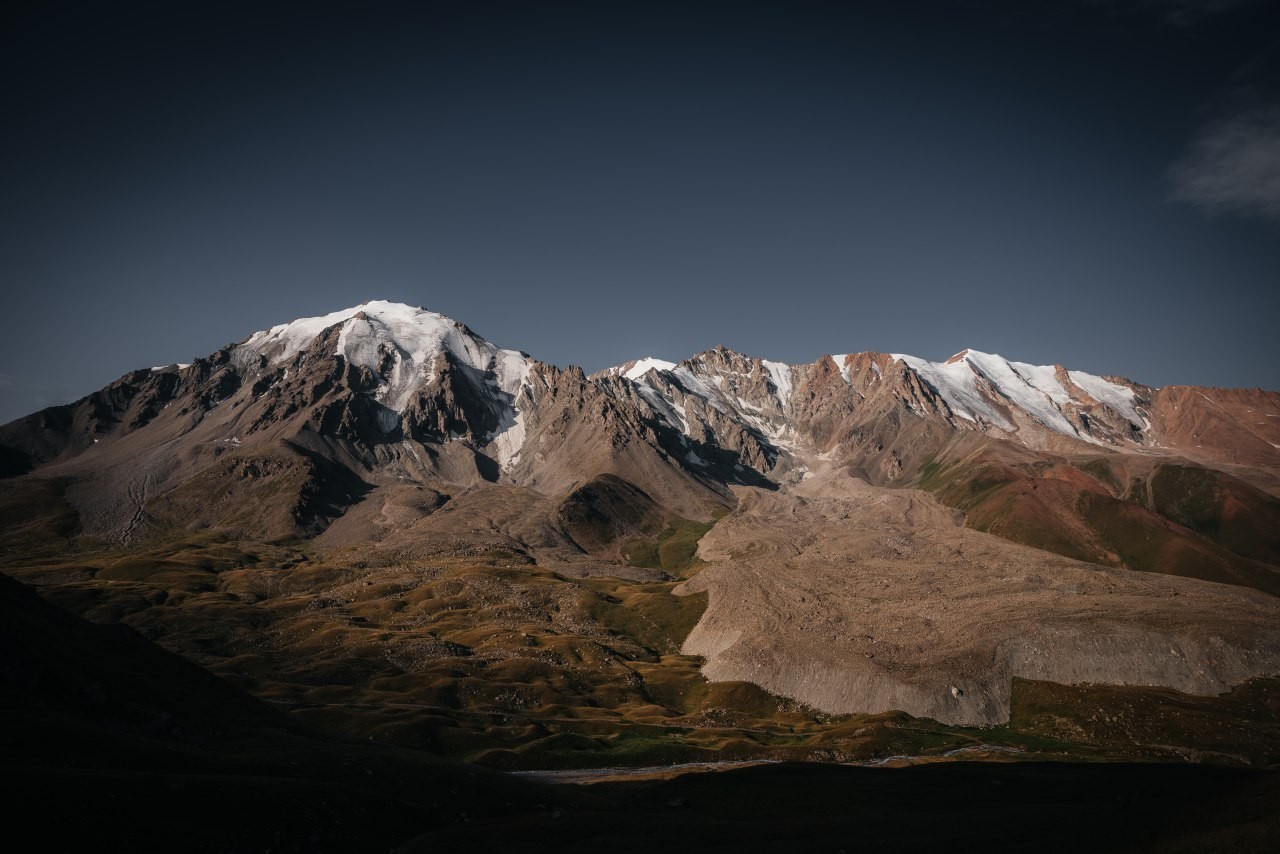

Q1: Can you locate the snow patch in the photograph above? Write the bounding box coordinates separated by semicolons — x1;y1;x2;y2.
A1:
831;354;853;384
487;360;533;469
636;383;690;434
670;366;722;410
894;350;1151;443
962;350;1081;437
893;352;1011;428
761;360;793;407
623;357;677;380
1067;371;1148;428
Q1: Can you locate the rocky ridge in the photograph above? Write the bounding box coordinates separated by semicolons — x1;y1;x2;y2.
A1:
2;300;1279;726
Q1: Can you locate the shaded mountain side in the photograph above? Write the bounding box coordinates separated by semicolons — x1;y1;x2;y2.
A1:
10;323;531;541
148;439;375;539
0;475;79;558
406;761;1280;854
0;568;586;853
0;442;34;477
556;474;669;557
0;358;218;470
306;470;717;572
5;368;732;547
0;563;303;743
503;365;741;520
1141;462;1280;563
4;317;734;547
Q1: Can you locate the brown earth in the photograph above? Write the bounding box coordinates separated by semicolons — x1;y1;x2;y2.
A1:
1149;385;1280;492
8;471;1278;770
679;461;1280;726
916;446;1280;595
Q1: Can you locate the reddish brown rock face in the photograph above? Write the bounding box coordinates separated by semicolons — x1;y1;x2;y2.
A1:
1148;385;1280;483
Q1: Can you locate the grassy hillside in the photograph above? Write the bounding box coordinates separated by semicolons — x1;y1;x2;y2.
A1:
917;453;1280;596
3;473;1279;773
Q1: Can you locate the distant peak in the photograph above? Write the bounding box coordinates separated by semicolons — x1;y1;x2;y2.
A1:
233;300;532;417
607;356;677;381
945;349;972;364
358;299;422;311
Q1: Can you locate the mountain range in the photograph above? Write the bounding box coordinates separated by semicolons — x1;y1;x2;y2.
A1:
2;300;1278;736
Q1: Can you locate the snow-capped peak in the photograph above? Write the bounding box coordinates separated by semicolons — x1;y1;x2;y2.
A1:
622;357;677;380
233;302;1148;462
239;300;529;410
236;301;533;464
892;349;1147;441
600;356;678;381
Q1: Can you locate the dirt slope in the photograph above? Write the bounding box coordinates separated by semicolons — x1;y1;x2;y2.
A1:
678;464;1280;726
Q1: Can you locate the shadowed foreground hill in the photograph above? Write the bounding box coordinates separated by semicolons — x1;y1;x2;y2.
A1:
0;570;583;852
408;762;1280;854
4;569;1280;852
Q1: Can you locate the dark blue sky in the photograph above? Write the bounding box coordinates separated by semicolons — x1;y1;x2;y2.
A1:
3;0;1278;423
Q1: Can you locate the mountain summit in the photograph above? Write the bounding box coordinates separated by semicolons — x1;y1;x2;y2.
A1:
234;301;534;465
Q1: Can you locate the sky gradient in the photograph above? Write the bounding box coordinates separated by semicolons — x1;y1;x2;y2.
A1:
2;0;1278;423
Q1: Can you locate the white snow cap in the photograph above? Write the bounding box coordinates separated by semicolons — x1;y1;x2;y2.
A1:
237;300;533;463
761;359;793;405
622;357;677;380
830;355;854;385
892;348;1146;441
610;350;796;447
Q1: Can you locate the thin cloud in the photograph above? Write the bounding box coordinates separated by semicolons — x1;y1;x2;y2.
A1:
1169;107;1280;222
1153;0;1256;24
1087;0;1259;25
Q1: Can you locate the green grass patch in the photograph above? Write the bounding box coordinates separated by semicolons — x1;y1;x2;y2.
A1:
0;477;80;556
1124;476;1150;508
584;582;708;655
1073;458;1122;492
1002;676;1280;766
621;516;717;575
1150;465;1223;538
915;456;949;492
911;453;1019;513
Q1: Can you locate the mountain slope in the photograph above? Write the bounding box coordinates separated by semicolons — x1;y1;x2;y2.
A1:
2;299;1279;732
7;566;1277;852
0;564;586;852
